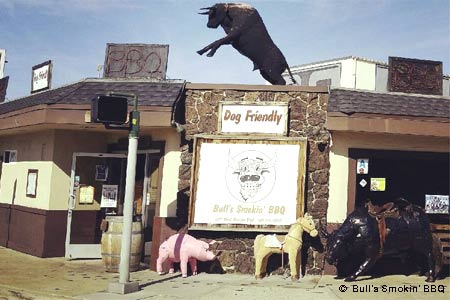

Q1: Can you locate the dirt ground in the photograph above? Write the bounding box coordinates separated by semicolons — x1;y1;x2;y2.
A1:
1;246;449;300
0;247;156;299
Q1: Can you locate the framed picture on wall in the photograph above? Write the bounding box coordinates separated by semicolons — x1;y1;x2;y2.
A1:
188;135;307;232
95;165;108;181
26;169;38;198
425;195;449;214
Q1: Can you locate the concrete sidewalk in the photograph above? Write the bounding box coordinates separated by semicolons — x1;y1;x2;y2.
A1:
81;273;450;300
1;247;449;300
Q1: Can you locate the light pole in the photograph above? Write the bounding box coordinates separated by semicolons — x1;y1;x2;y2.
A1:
107;93;140;294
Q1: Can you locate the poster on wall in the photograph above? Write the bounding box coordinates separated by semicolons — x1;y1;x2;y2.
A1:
425;195;449;214
357;158;369;174
189;135;307;232
79;185;95;204
100;185;118;208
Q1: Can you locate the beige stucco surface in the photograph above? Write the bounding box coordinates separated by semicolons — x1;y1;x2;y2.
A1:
0;161;70;210
327;131;450;223
147;128;181;218
0;130;55;161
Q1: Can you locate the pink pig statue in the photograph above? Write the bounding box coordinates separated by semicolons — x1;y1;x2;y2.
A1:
156;233;216;278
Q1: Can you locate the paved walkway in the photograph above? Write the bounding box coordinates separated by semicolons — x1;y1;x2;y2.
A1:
0;247;449;300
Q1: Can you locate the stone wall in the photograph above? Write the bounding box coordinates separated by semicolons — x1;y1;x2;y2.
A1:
177;84;330;275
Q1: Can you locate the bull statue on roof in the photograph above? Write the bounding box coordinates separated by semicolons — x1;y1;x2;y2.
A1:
197;3;297;85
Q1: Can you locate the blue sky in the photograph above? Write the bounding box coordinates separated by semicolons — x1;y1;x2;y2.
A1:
1;0;449;100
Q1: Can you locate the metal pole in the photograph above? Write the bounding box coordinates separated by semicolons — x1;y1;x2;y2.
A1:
119;135;138;284
108;93;140;294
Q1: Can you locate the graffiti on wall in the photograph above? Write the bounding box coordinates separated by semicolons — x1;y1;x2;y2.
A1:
388;56;442;95
103;43;169;79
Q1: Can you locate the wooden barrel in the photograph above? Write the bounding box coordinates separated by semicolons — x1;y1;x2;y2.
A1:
101;216;143;273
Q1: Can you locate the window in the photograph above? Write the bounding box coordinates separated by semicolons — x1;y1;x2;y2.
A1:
4;150;17;163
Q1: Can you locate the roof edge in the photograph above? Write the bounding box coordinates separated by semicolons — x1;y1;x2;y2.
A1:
185;83;328;93
331;87;450;100
84;77;186;84
4;78;88;103
289;55;389;71
4;78;187;103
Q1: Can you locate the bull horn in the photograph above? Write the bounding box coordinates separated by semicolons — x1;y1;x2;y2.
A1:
198;6;211;14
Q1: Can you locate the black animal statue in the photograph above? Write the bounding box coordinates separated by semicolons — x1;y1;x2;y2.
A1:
322;198;436;282
197;3;297;85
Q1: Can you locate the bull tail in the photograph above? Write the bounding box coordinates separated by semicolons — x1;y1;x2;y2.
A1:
286;66;297;85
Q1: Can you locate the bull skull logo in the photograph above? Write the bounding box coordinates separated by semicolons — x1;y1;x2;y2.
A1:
226;150;276;202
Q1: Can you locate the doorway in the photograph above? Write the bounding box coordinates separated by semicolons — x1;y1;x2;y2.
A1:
65;153;127;259
349;148;449;223
65;150;162;260
349;148;450;275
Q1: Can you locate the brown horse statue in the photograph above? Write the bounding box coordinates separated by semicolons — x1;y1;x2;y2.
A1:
254;213;318;280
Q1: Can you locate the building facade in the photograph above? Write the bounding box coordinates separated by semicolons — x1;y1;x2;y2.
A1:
285;56;450;271
0;59;448;276
0;78;185;259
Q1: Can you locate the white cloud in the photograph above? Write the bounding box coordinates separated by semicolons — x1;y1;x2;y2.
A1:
0;0;142;16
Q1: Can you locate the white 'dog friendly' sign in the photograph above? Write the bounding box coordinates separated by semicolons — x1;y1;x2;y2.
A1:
219;102;288;135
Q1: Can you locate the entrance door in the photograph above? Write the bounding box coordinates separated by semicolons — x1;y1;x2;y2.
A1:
65;153;127;259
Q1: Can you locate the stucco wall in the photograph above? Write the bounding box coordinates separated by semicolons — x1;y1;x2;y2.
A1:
0;161;69;210
53;130;108;174
0;130;119;211
145;128;181;218
327;131;450;223
0;130;55;162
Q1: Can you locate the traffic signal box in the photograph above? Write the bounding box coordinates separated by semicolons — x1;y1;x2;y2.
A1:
91;95;129;125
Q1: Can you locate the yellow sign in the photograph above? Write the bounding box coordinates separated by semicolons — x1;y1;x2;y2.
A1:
370;178;386;192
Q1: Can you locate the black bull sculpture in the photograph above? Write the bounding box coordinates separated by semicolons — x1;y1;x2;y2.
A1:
197;3;297;85
322;199;436;282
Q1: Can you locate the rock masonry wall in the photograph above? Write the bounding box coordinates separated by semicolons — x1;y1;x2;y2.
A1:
177;86;330;275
